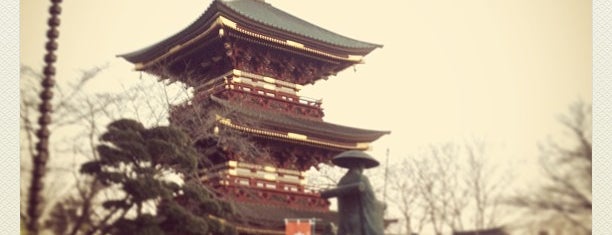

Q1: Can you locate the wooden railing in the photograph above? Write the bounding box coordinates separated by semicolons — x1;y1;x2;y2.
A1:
200;161;331;210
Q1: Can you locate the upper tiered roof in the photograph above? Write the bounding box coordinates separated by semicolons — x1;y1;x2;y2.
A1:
219;0;381;49
118;0;382;69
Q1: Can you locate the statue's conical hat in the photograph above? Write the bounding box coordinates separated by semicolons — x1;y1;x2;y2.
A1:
331;150;380;169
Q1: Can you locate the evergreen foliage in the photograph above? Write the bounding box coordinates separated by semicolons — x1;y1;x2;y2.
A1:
79;119;236;235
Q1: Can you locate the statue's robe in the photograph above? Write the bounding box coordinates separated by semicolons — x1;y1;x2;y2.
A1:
336;169;385;235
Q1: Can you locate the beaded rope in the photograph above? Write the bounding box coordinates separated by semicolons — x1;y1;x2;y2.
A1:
27;0;62;233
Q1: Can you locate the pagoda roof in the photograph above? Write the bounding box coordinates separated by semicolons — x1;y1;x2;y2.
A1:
221;0;381;49
452;227;508;235
212;96;390;145
118;0;382;65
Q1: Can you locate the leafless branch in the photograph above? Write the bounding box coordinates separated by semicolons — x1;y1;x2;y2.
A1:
508;100;592;233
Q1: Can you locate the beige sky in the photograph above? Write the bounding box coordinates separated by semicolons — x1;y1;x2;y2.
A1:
21;0;591;233
21;0;590;199
20;0;592;175
22;0;591;177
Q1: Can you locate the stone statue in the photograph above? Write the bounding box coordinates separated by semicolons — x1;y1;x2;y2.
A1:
321;150;385;235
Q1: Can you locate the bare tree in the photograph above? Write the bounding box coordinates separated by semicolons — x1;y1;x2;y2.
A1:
20;63;190;234
21;65;112;222
509;101;592;233
386;140;509;235
21;64;110;234
387;158;426;235
463;138;507;231
414;143;468;235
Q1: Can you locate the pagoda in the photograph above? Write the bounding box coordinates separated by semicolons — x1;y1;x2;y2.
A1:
119;0;389;234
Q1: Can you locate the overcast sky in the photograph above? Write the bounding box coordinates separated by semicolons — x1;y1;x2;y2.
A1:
21;0;591;194
20;1;592;234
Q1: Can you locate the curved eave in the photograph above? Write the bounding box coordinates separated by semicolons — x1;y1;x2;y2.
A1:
212;96;391;143
117;0;223;63
216;115;371;151
117;0;382;66
208;214;285;235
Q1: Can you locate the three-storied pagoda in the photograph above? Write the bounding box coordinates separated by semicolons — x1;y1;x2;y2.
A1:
119;0;389;234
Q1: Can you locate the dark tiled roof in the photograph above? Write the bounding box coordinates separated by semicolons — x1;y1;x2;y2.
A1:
453;227;508;235
212;95;390;143
228;201;397;232
222;0;382;49
118;0;381;63
234;202;338;229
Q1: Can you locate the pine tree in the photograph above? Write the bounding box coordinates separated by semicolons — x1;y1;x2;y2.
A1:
79;119;236;235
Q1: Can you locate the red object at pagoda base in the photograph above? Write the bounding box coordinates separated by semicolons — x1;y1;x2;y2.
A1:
285;219;313;235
